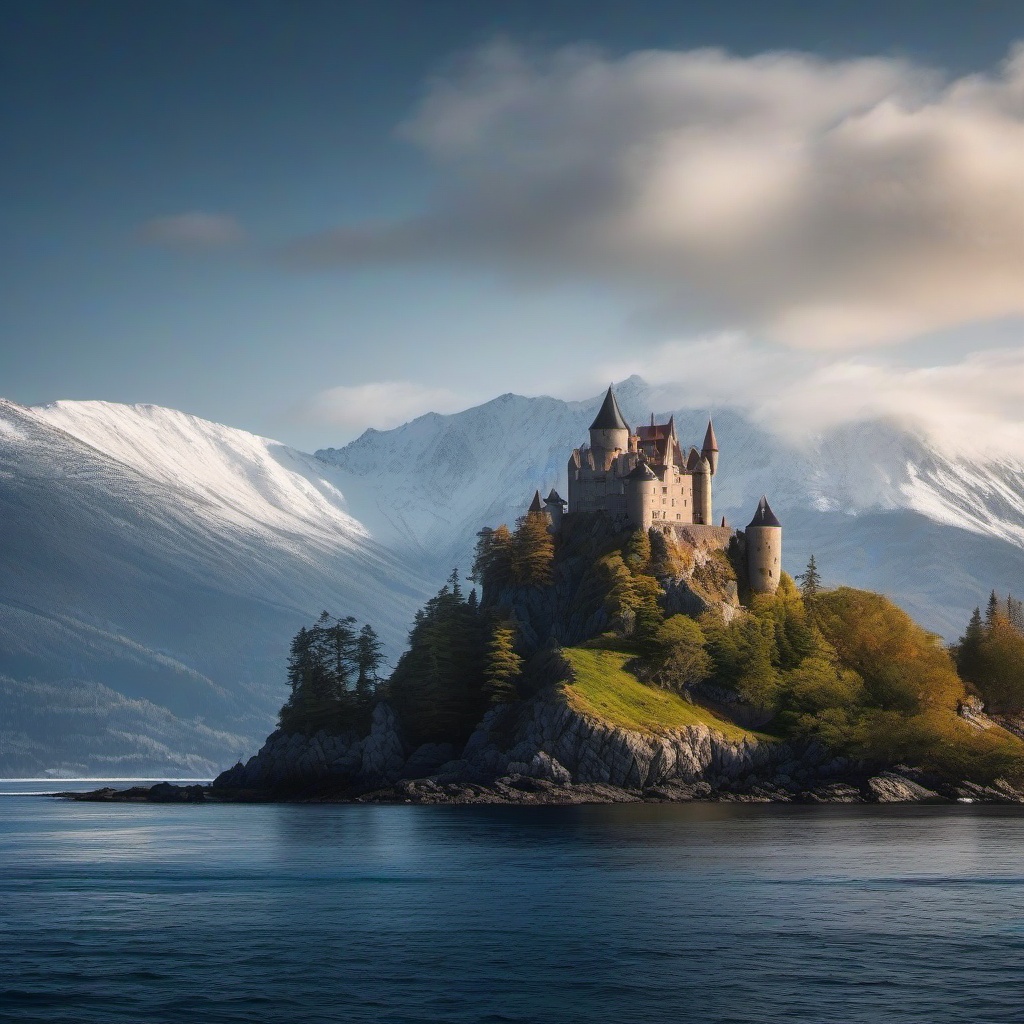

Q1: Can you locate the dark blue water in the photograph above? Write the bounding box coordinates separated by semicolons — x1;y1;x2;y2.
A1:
2;788;1023;1024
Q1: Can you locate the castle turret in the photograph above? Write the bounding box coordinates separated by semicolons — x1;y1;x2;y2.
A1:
544;488;567;534
746;495;782;595
528;490;544;514
691;455;712;525
589;386;630;456
625;460;658;529
702;419;719;476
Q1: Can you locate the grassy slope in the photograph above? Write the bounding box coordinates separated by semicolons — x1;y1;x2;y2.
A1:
561;645;760;743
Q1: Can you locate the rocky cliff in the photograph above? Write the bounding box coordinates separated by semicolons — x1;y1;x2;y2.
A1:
213;677;848;800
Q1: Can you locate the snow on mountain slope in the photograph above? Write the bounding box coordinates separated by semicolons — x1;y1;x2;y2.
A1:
0;399;432;777
35;400;370;552
317;376;1024;639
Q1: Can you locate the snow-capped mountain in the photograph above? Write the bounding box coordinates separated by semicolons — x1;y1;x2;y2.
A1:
5;378;1024;777
0;399;432;778
318;376;1024;639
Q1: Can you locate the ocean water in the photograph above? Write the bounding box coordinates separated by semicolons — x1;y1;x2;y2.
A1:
1;789;1023;1024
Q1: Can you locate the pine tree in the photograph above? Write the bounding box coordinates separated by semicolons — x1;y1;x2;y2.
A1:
512;511;555;586
355;624;384;703
796;554;821;601
956;606;985;684
471;525;514;593
388;578;488;744
986;590;1000;625
1008;594;1024;634
483;622;523;705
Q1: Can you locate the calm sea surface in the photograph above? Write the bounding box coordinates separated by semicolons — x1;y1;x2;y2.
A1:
1;784;1023;1024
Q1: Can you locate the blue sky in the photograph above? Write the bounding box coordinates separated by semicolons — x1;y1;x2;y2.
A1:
4;1;1024;449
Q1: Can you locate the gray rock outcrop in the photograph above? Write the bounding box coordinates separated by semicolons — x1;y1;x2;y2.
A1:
434;688;791;791
213;702;405;790
867;771;942;803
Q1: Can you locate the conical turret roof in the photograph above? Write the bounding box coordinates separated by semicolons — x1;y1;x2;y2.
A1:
529;490;544;513
590;386;629;431
747;495;781;528
702;419;719;452
545;488;567;506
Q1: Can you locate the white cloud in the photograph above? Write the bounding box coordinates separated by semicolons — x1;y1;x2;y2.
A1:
597;333;1024;455
287;40;1024;349
139;212;245;248
304;380;468;433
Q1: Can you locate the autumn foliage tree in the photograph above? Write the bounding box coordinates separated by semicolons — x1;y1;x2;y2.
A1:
483;621;523;705
512;511;555;586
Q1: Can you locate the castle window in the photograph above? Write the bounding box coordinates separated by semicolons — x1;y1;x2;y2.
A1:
662;487;668;494
676;514;681;520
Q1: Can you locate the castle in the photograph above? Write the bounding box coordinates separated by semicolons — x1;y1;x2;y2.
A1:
529;386;783;594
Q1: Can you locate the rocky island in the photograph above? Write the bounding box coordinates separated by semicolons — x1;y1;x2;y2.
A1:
68;389;1024;807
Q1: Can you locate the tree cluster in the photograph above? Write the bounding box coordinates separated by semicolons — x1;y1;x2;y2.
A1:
278;612;385;735
387;571;527;746
471;510;555;594
955;592;1024;712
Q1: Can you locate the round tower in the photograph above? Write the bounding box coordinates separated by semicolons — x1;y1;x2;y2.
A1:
544;488;567;534
746;496;782;595
692;456;712;525
625;461;659;529
589;386;630;455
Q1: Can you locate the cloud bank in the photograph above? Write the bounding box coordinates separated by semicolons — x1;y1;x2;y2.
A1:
288;41;1024;348
599;334;1024;456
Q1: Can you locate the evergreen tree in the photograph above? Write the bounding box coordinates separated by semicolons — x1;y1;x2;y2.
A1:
483;621;523;705
471;525;514;593
986;590;1000;625
278;612;371;734
355;624;385;703
388;577;488;744
1008;594;1024;634
796;554;821;601
956;607;985;684
512;511;555;586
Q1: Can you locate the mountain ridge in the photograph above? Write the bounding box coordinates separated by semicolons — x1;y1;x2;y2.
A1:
4;383;1024;775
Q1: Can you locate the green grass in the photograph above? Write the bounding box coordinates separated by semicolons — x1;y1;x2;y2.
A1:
560;644;760;742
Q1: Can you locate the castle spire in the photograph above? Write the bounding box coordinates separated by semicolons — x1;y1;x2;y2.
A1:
702;419;719;476
528;490;544;514
747;495;781;528
702;419;718;453
589;386;629;431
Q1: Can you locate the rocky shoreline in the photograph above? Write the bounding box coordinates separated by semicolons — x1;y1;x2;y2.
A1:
58;689;1024;807
59;770;1024;805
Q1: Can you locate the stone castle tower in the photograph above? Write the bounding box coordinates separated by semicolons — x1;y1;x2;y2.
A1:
746;495;782;595
525;384;783;595
566;386;720;529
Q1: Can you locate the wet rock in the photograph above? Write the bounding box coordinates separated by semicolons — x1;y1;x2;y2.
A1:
867;772;944;803
800;782;863;803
